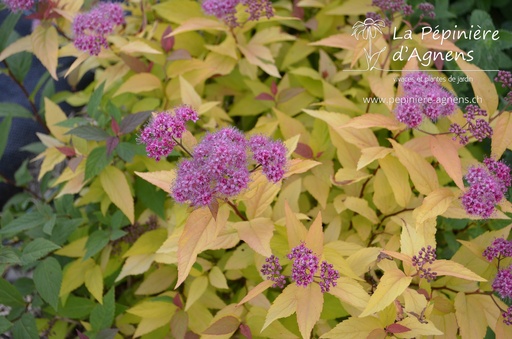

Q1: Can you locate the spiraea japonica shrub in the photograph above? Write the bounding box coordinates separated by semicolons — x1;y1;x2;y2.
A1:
0;0;512;338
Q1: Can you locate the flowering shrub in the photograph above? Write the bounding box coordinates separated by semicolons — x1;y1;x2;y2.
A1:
0;0;511;338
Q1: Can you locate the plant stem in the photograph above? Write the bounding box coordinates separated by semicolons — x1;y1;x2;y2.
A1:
226;200;247;221
2;60;50;133
172;137;193;157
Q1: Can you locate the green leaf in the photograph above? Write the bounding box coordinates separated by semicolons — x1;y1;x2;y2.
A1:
12;314;38;339
0;247;20;265
84;230;110;260
117;142;144;162
14;160;32;186
0;317;13;334
135;177;166;218
0;211;45;235
21;238;60;265
0;116;12;160
0;278;24;308
33;257;62;310
66;126;110;141
58;296;95;319
0;103;32;119
85;146;112;181
42;213;57;235
7;51;32;83
0;12;21;51
90;288;115;331
88;82;105;120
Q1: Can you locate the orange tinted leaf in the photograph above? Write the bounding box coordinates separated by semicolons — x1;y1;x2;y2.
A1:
390;140;438;195
296;284;323;339
134;170;176;194
427;260;486;281
237;280;274;306
342;113;400;131
413;188;455;224
430;135;464;189
236;218;274;257
357;147;393;170
492;111;512;158
285;201;307;249
305;212;323;257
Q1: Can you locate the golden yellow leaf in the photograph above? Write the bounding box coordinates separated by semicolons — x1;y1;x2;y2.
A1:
123;229;167;257
342;113;400;131
309;33;357;50
262;284;298;330
430;135;464;190
127;301;176;337
379;155;411;208
120;41;162;55
134;170;175;194
55;237;87;258
328;277;370;310
427;260;486;281
357;147;393;170
84;265;103;304
394;317;442;338
283;159;321;178
60;258;95;296
44;98;69;143
454;293;489;339
492;111;512;158
389;140;439;195
456;59;498;115
296;284;323;339
413;188;455;224
360;269;412;317
241;171;281;219
399;220;425;258
0;36;32;61
208;266;229;290
135;266;177;295
116;254;155;282
236;218;274;257
333;168;371;185
239;43;281;78
305;212;323;257
113;73;162;97
165;18;226;36
180;76;202;108
285;201;308;250
237;280;274;306
64;53;88;78
100;166;134;223
38;147;66;180
32;25;58;80
346;247;382;276
320;316;382;339
185;275;208;311
379;250;413;266
344;197;379;224
274;108;309;141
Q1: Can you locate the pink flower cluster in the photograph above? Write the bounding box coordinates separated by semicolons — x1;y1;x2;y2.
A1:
418;2;435;18
261;243;340;293
168;128;286;206
395;72;456;128
412;246;437;282
73;2;125;56
201;0;273;27
461;158;511;218
137;106;199;161
371;0;413;16
260;255;286;288
2;0;34;11
450;104;492;145
493;268;512;299
495;70;512;104
483;238;512;261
